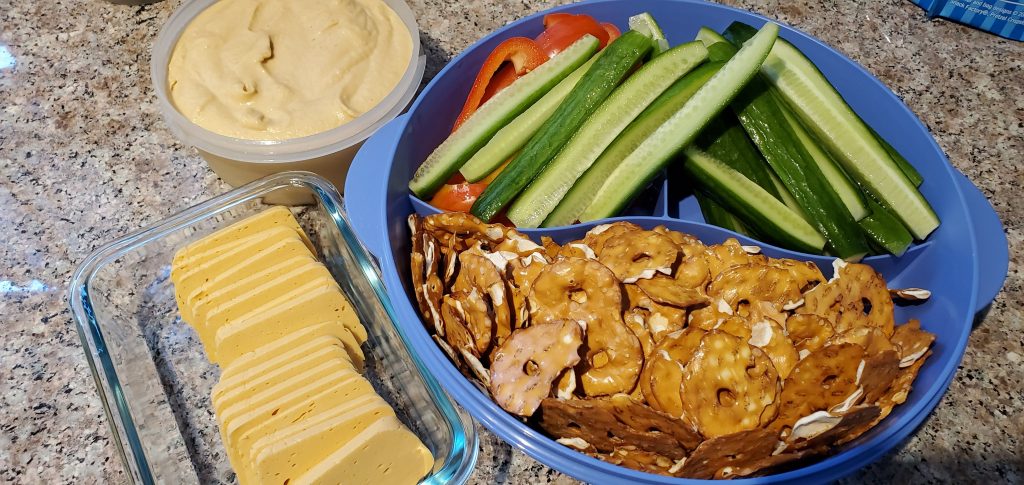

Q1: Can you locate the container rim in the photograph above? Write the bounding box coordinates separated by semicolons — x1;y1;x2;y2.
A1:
150;0;425;163
67;171;478;485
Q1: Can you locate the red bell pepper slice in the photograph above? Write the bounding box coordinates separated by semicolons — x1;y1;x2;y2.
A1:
535;13;617;57
451;37;548;132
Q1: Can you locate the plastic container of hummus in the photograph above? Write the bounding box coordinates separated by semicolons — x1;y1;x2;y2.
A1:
151;0;425;198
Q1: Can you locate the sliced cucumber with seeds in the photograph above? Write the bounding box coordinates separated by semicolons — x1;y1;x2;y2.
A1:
629;12;669;55
777;102;869;220
683;146;826;253
579;22;781;222
470;31;652;222
544;60;724;227
508;41;708;228
459;54;601;182
409;35;599;198
726;22;938;239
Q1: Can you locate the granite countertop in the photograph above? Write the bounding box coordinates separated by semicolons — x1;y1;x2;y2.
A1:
1;0;1021;483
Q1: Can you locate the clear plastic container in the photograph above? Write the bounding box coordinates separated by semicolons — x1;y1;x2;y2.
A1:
150;0;426;199
68;172;477;485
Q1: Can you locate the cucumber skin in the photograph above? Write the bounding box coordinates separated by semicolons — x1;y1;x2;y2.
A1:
409;36;598;198
695;192;752;237
726;22;938;240
459;55;600;182
731;77;870;259
683;147;825;253
579;23;781;222
470;31;654;222
778;102;869;221
508;41;708;228
859;196;913;256
543;61;724;227
697;114;781;199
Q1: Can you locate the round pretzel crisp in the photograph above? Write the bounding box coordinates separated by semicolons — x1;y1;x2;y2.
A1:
772;343;864;433
680;331;781;438
786;313;836;357
640;327;706;418
624;283;687;341
598;230;681;283
581;221;643;255
702;238;768;279
409;219;446;336
798;262;895;337
489;320;583;416
506;254;548;329
529;257;642;396
708;263;806;310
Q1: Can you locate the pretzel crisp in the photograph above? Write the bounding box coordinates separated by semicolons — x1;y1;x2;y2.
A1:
506;254;548;329
410;213;936;478
454;252;511;347
748;319;799;380
581;221;643;254
772;344;864;434
529;258;642;396
640;327;706;418
708;263;806;310
635;274;708;309
677;427;779;479
680;331;781;438
539;396;700;460
890;319;936;368
410;216;447;336
489;320;583;416
799;262;895;337
624;283;687;341
702;238;768;279
786;313;836;357
599;230;681;283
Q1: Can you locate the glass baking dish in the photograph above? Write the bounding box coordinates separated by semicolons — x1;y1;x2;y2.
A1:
69;171;478;485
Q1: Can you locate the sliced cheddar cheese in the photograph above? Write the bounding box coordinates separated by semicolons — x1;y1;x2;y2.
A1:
293;417;434;485
215;285;366;366
217;322;364;382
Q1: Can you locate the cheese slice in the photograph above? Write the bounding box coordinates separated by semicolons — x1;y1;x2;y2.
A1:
225;374;378;484
215;285;366;366
172;206;313;268
213;342;353;414
292;417;434;485
180;241;314;316
213;333;352;402
174;228;310;329
217;322;364;383
249;396;396;485
200;269;335;350
187;254;317;331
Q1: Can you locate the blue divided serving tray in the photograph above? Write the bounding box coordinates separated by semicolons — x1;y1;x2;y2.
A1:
345;1;1009;483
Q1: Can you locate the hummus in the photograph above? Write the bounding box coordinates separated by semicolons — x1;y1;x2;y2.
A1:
168;0;412;140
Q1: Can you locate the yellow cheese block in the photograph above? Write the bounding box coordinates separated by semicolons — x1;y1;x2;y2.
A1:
213;341;353;414
215;285;367;366
200;269;335;351
225;375;379;484
187;254;317;336
174;228;310;329
248;396;396;485
217;322;364;384
172;206;313;268
293;417;434;485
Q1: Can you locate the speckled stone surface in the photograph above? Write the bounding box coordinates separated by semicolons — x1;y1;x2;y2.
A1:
0;0;1020;483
